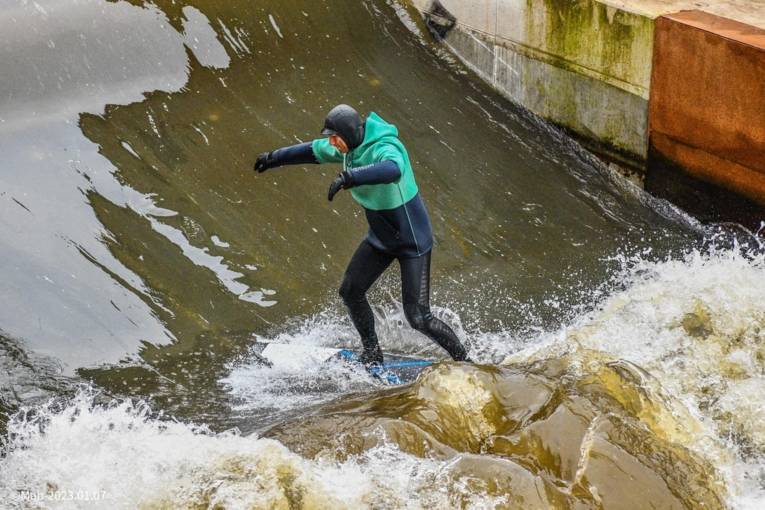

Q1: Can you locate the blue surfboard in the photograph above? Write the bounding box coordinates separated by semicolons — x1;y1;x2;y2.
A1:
333;349;433;385
253;342;433;385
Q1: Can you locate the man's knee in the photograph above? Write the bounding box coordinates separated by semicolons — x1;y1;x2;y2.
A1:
339;277;363;304
404;303;430;331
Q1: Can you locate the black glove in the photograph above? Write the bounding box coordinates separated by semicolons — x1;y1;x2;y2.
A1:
327;170;354;201
254;151;276;173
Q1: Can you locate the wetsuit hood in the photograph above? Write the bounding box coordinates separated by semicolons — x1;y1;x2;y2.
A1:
320;104;365;150
353;111;399;152
311;110;418;212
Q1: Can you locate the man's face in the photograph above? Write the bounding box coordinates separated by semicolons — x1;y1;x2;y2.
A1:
329;134;349;154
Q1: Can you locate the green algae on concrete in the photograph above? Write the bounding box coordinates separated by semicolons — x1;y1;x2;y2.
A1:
410;0;656;161
522;0;655;98
444;24;647;161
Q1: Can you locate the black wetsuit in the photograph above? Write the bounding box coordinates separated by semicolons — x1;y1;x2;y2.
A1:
262;128;469;364
338;238;468;363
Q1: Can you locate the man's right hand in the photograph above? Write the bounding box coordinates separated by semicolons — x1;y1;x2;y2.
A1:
254;152;275;173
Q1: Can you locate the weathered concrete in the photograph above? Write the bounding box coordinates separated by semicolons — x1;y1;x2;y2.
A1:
409;0;765;225
409;0;765;167
648;10;765;206
411;0;655;165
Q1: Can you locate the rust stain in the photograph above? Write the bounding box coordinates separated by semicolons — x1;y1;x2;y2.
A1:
648;10;765;206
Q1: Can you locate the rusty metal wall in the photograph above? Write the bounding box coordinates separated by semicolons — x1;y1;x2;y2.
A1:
648;10;765;207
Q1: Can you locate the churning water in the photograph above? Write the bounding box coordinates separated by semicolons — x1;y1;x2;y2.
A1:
1;0;764;508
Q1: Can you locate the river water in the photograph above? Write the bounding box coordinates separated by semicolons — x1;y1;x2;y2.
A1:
0;0;763;508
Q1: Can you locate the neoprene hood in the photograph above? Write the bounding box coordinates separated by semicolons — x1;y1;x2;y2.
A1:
320;104;365;150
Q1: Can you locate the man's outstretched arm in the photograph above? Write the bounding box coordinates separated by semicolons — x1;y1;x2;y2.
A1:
254;142;319;172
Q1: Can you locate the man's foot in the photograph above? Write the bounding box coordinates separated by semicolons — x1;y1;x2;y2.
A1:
359;346;384;367
449;347;472;362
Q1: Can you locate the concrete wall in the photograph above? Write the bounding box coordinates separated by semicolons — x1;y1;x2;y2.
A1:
410;0;656;165
410;0;765;224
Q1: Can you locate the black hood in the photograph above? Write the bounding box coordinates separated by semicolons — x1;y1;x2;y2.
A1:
320;104;365;150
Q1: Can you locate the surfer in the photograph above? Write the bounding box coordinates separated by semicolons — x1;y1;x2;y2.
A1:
254;104;470;366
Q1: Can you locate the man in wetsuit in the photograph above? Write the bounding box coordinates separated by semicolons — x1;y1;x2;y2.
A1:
254;104;470;365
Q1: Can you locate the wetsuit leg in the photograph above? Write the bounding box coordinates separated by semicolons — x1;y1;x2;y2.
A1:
399;251;469;361
338;240;395;364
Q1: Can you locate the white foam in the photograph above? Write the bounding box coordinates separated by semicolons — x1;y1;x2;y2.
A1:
119;140;140;159
210;234;229;247
0;389;506;509
268;14;283;39
6;242;765;507
506;245;765;508
221;314;375;416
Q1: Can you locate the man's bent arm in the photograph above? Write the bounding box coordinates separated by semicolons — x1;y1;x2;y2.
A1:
347;160;401;186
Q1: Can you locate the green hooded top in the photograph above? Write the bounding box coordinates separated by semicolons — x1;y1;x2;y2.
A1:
311;112;419;211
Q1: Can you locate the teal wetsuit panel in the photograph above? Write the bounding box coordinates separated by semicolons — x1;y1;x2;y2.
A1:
312;112;433;258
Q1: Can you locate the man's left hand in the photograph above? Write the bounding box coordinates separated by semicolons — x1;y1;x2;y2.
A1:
328;171;353;201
